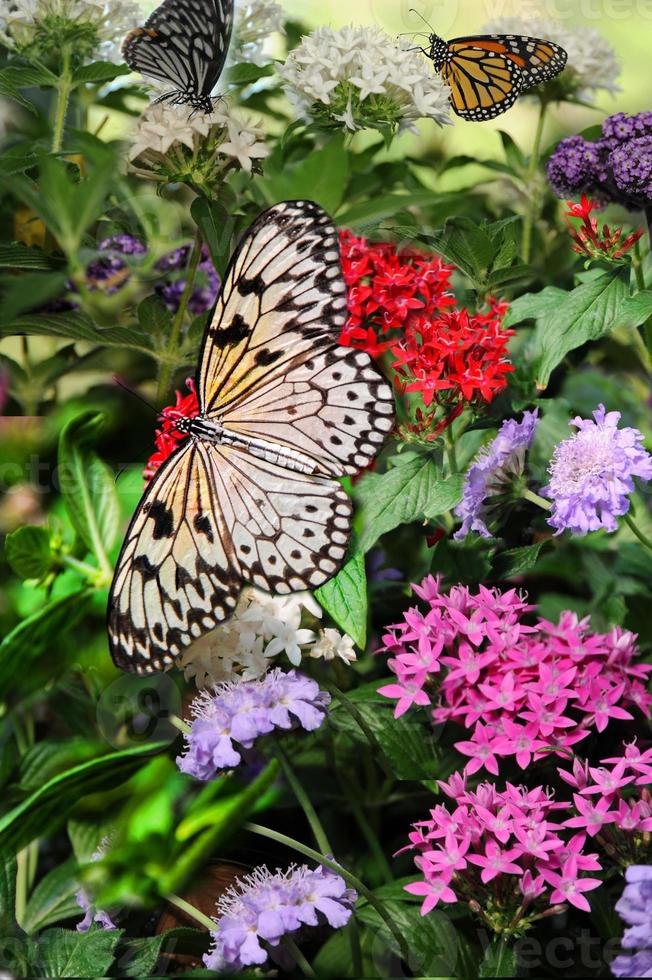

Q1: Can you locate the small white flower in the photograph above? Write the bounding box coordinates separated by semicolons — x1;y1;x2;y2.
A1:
264;622;316;667
482;15;621;101
310;628;357;665
0;0;141;61
128;100;269;186
279;25;451;134
232;0;284;66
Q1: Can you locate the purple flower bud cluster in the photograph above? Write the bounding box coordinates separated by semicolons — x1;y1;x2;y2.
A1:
611;865;652;978
547;112;652;210
155;244;220;316
203;864;357;972
86;235;148;295
177;669;331;781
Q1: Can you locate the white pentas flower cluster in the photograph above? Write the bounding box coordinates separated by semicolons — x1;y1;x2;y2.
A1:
232;0;285;66
279;25;451;134
483;16;621;101
0;0;140;62
179;587;357;688
129;101;269;189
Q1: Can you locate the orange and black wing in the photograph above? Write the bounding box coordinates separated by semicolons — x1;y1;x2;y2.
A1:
441;35;567;121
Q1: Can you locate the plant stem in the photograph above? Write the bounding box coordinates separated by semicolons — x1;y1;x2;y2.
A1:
170;713;192;735
282;935;319;979
274;744;333;855
623;512;652;552
521;99;549;264
445;428;458;474
347;792;393;884
347;918;363;979
245;822;411;967
522;488;552;512
167;893;217;932
326;684;392;778
52;46;73;154
60;553;110;586
156;230;203;404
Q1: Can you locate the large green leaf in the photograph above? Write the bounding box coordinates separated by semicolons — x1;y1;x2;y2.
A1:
18;738;108;792
0;312;154;354
4;525;53;580
0;743;168;852
533;270;629;389
0;851;17;932
356;456;463;552
316;549;367;649
0;592;92;703
58;412;120;561
261;134;350;213
33;927;121;978
22;859;81;934
503;285;572;328
0;243;57;270
479;939;517;978
72;62;131;85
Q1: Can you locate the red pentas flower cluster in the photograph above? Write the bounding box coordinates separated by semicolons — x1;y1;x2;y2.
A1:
339;230;514;431
565;196;645;261
144;378;199;481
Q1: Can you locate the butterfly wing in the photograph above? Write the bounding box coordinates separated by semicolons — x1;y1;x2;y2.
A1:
442;35;567;120
198;201;395;478
123;0;233;100
108;439;240;673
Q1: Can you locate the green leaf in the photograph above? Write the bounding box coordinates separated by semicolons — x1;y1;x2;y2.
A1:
228;62;276;85
503;285;568;328
619;290;652;327
34;927;121;978
0;851;17;932
5;525;53;580
0;243;56;270
479;938;517;978
261;134;350;213
534;270;629;389
22;859;81;934
0;311;154;353
0;271;69;323
137;294;172;339
0;743;168;852
427;217;495;280
0;592;92;703
191;198;236;280
58;412;120;561
315;550;367;649
356;457;462;552
493;541;546;579
18;738;107;793
0;64;57;112
72;62;131;84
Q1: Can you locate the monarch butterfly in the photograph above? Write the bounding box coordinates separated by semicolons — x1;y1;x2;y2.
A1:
108;201;395;675
122;0;234;114
419;27;567;121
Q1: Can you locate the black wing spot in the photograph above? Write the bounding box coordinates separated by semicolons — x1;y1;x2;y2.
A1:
211;313;250;348
303;528;315;538
343;415;354;425
331;435;343;446
237;272;266;296
148;500;174;539
133;554;159;582
240;544;252;555
153;623;164;642
194;512;214;543
305;505;318;514
346;390;358;402
255;348;283;367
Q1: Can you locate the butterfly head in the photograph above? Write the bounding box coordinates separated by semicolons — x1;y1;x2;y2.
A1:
427;33;449;69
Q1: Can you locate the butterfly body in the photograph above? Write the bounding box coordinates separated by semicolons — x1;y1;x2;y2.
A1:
423;31;568;121
122;0;234;114
108;201;395;675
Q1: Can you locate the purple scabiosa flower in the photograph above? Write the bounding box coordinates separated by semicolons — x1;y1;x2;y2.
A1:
203;864;357;972
611;137;652;208
86;235;147;294
546;136;603;200
611;865;652;978
177;669;330;781
155;245;220;315
454;410;540;540
542;405;652;536
75;839;117;933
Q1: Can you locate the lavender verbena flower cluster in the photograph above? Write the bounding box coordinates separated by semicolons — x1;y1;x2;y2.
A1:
547;112;652;210
75;839;117;933
454;410;540;539
611;866;652;978
84;235;220;315
177;669;330;781
204;864;357;972
543;405;652;535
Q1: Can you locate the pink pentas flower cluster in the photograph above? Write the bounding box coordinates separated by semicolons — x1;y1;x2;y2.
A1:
379;577;652;773
403;771;603;928
558;742;652;865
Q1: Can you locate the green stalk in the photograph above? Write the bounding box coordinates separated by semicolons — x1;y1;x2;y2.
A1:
167;893;216;931
522;488;552;511
282;936;319;979
245;822;411;967
156;230;203;404
624;513;652;553
521;99;549;264
275;744;333;855
52;46;73;154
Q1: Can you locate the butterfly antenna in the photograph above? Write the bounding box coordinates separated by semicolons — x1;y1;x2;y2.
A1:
112;376;167;424
408;7;436;32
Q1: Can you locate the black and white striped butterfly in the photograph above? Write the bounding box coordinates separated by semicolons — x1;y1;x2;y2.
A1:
123;0;234;114
108;201;395;675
